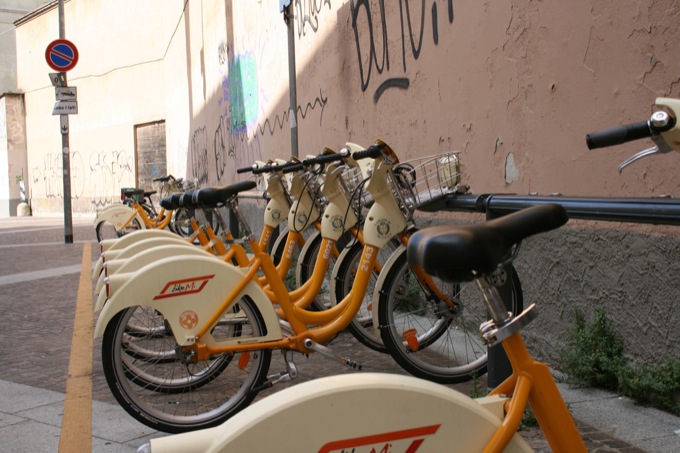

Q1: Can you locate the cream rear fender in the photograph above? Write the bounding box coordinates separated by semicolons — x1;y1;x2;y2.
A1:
94;203;126;220
94;244;215;302
99;228;181;253
371;244;408;336
362;163;407;248
93;236;194;278
142;373;531;453
93;254;283;346
94;204;145;232
95;229;182;277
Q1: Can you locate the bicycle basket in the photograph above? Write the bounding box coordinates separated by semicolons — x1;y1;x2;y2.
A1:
121;187;145;203
390;152;461;213
341;163;374;208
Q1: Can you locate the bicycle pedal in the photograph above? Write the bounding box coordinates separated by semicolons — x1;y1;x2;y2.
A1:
303;339;363;371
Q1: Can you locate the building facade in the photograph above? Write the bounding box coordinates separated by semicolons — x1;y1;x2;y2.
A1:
11;0;680;366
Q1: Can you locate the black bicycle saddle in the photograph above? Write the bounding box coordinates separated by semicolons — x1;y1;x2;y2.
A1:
407;204;568;282
192;181;257;209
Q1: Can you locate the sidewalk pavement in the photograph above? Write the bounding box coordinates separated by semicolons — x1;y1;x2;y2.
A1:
0;215;678;452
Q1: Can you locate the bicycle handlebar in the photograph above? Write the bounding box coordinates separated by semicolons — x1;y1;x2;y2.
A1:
236;165;256;174
585;121;652;150
352;145;383;160
152;174;176;182
281;163;305;174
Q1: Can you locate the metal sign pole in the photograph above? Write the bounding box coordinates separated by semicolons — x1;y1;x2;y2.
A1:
58;0;73;243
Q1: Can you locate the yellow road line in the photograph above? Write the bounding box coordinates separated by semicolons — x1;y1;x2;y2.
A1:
59;241;93;453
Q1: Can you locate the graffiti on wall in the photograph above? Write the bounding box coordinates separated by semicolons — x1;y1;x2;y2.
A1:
350;0;455;102
31;149;135;209
188;33;330;187
294;0;333;37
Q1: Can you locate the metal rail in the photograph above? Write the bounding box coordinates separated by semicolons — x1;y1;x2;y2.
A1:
420;192;680;386
420;193;680;225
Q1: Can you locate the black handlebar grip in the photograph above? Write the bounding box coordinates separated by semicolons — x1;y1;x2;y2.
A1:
352;145;382;160
237;165;255;174
304;152;344;165
252;164;274;175
281;163;305;174
586;121;651;150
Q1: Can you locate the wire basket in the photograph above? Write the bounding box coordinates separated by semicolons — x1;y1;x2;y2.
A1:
340;163;374;208
390;151;461;214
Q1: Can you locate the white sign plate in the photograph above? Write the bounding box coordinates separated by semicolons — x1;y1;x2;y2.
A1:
52;100;78;115
60;115;69;134
55;86;77;101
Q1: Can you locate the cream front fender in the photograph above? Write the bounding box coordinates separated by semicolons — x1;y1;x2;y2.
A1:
94;204;145;231
93;255;282;346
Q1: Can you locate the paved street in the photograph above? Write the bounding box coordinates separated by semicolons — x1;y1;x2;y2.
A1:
0;215;677;452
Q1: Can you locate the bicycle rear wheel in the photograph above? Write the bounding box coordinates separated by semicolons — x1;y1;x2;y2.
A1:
377;248;523;384
101;297;271;433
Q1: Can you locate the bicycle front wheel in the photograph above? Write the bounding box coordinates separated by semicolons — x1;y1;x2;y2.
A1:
101;297;272;433
330;239;400;353
377;248;523;384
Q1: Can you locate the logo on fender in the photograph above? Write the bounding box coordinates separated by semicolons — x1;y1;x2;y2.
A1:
318;424;440;453
154;275;215;300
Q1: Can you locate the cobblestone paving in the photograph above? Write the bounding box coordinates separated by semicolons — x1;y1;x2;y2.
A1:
0;218;646;451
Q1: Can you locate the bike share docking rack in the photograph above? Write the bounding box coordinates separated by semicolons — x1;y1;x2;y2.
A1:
421;192;680;386
419;192;680;226
232;189;680;386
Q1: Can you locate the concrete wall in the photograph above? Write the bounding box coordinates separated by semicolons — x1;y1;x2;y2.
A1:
13;1;680;364
0;94;28;216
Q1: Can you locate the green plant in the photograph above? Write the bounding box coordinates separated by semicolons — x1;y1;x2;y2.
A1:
558;307;680;417
619;359;680;416
557;308;625;391
468;371;487;399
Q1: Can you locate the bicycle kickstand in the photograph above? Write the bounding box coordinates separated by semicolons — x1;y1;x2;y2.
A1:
252;350;300;392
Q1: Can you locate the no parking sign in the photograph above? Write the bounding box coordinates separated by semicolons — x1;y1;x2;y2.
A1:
45;39;79;72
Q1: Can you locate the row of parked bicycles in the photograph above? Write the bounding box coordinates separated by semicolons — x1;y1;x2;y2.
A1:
93;98;679;452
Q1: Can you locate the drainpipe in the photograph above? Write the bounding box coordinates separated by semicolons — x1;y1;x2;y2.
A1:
282;2;298;158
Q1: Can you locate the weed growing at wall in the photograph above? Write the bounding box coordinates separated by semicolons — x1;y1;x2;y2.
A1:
558;308;625;391
558;308;680;416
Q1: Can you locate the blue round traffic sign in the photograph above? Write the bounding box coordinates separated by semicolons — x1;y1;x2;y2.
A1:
45;39;79;72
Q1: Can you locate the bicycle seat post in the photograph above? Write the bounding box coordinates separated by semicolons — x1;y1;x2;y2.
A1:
474;271;512;328
227;196;255;242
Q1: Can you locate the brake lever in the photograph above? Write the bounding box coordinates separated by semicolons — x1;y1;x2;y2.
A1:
618;139;673;172
618;110;675;172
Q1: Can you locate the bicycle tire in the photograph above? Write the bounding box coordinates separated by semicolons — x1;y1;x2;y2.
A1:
377;249;523;384
295;230;335;311
101;298;272;433
330;239;400;353
170;208;194;237
96;217;143;242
